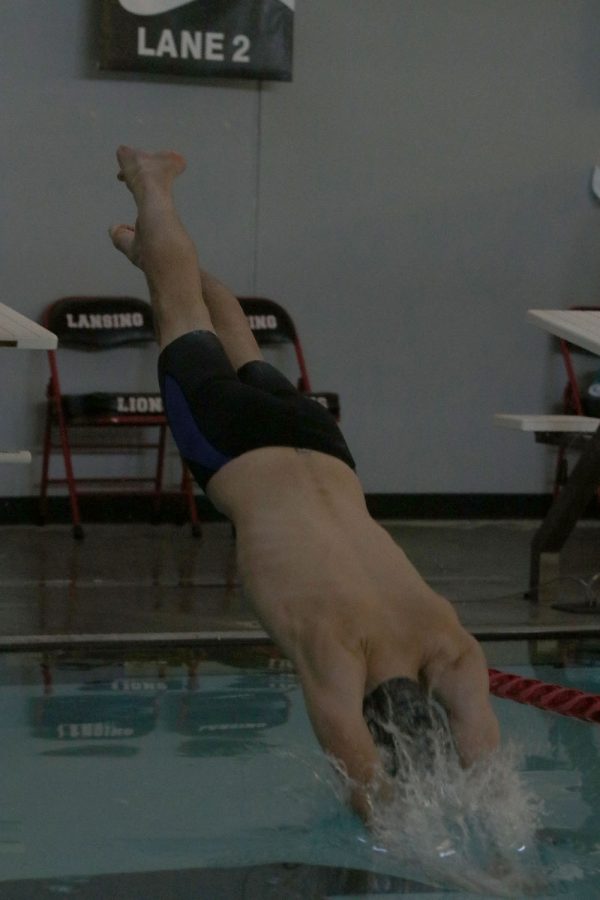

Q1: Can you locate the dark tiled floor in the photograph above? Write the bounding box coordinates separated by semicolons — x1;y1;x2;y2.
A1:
0;519;598;651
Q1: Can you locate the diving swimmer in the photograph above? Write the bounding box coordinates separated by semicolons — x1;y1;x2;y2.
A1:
109;146;500;821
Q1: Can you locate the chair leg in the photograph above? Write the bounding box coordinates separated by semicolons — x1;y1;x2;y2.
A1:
529;422;600;600
181;464;201;538
553;447;568;498
51;394;84;539
39;398;53;523
153;424;167;520
47;354;84;538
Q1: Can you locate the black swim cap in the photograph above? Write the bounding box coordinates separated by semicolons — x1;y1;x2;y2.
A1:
362;677;454;777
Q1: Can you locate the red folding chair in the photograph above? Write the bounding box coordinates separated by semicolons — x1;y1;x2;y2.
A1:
39;296;200;539
239;297;341;419
554;304;600;502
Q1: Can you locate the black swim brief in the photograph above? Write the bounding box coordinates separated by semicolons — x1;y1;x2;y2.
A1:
158;330;356;490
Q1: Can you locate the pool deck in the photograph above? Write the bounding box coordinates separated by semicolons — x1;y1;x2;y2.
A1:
0;519;598;653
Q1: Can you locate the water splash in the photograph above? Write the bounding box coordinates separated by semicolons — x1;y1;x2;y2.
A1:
338;723;546;897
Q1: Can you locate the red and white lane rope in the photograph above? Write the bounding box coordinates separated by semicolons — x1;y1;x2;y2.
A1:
488;669;600;724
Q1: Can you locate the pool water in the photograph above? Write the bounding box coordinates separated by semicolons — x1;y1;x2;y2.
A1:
0;648;599;898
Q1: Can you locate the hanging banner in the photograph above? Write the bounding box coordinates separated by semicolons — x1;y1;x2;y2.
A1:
99;0;294;81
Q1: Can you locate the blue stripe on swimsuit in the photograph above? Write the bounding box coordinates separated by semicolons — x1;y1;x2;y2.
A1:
162;373;232;471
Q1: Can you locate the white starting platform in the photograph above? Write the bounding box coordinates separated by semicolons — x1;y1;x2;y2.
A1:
496;309;600;609
0;302;57;464
0;301;58;350
495;414;600;433
527;309;600;356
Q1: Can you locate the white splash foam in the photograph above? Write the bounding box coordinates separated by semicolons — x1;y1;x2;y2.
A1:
348;728;545;897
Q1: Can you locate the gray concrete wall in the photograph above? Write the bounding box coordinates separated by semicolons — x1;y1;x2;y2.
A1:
1;0;600;498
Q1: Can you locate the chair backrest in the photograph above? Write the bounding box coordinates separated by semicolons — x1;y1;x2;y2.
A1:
238;297;297;345
44;296;155;350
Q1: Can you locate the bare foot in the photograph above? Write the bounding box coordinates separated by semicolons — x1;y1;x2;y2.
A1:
110;146;187;268
109;222;142;268
115;145;186;196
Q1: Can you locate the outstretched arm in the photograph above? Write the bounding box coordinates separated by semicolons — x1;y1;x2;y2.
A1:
432;635;500;767
299;662;387;823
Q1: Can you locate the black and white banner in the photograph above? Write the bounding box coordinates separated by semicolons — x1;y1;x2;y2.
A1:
99;0;294;81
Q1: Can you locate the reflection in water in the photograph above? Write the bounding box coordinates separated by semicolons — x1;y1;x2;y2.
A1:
530;660;600;889
1;654;599;896
41;745;139;758
0;861;436;899
174;680;291;757
30;662;292;765
177;736;271;758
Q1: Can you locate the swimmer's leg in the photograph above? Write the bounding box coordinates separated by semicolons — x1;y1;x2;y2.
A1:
109;146;214;350
109;146;263;369
199;267;264;370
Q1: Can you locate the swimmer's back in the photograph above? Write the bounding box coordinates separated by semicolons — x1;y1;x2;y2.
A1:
207;443;364;522
207;445;468;687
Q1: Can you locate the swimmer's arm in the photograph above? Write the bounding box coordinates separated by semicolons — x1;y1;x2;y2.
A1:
433;635;500;767
300;680;387;823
